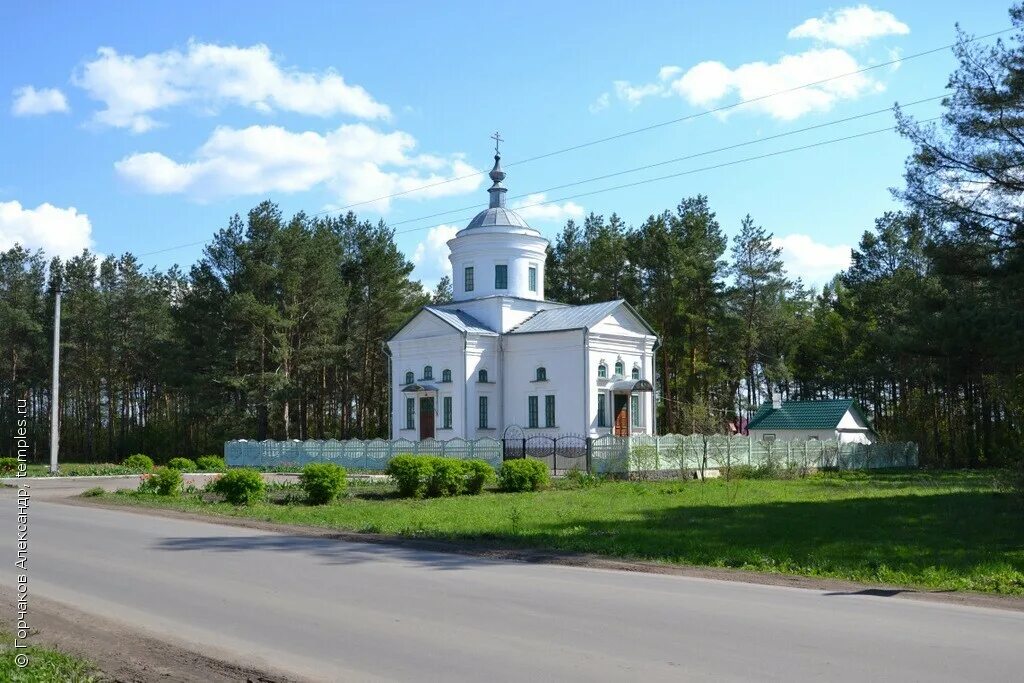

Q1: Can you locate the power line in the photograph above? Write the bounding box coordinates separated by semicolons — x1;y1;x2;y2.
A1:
321;27;1012;213
384;117;940;239
137;94;944;257
381;93;946;230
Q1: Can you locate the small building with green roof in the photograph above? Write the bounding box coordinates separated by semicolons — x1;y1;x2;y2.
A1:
746;398;876;444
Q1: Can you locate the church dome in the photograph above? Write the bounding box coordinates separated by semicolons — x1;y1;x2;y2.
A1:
448;136;549;302
463;206;533;231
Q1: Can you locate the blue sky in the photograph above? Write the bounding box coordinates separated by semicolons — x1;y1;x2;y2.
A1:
0;1;1013;288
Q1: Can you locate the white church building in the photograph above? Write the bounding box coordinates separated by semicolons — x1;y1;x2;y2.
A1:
386;144;659;441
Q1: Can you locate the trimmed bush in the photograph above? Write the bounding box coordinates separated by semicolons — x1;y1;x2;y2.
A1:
300;462;348;504
463;459;496;494
210;468;266;505
166;457;197;471
0;457;18;475
386;454;434;498
123;454;154;471
498;458;550;492
427;458;465;497
195;455;227;472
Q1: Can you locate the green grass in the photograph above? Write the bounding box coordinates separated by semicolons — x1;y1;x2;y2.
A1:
0;632;99;682
100;470;1024;595
8;463;147;477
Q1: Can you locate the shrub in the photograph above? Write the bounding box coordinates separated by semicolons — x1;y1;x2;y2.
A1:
562;466;601;489
427;458;465;497
499;458;550;492
300;463;348;504
0;457;18;475
152;467;183;496
195;455;227;472
386;454;434;498
81;486;105;497
210;468;266;505
123;454;154;472
166;457;197;471
463;459;496;494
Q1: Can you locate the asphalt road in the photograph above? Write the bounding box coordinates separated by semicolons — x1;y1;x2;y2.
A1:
1;492;1022;682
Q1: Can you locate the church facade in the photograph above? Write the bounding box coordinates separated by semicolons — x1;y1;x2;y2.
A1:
386;145;659;441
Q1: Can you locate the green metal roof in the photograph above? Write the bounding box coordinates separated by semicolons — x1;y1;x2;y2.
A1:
746;399;874;432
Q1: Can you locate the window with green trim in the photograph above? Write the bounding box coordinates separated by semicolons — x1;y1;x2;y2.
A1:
464;266;474;292
528;396;539;428
535;366;546;381
614;360;625;376
631;394;641;427
479;396;489;428
442;369;452;383
405;397;415;430
528;266;537;292
597;363;607;379
494;264;508;289
632;366;640;380
597;391;607;427
478;369;488;383
443;396;452;429
545;395;556;427
423;365;433;380
404;371;414;385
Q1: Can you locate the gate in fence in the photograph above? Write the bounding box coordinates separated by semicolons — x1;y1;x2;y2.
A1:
502;433;590;474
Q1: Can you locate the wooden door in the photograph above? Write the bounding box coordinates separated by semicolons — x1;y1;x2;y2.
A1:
613;394;629;436
419;397;435;439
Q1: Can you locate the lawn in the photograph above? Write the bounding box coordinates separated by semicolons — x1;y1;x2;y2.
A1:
0;632;99;682
4;462;144;477
100;470;1024;595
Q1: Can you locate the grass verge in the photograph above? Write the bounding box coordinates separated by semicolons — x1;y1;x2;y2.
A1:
96;470;1024;595
0;632;99;682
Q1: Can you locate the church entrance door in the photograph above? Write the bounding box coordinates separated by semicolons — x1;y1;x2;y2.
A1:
613;394;629;436
419;397;435;440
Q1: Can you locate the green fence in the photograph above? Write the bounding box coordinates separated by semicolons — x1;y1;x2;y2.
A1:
225;437;503;470
590;434;918;474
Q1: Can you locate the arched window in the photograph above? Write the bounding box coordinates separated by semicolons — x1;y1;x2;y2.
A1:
404;371;414;385
597;363;607;379
423;365;433;380
631;366;640;380
478;369;488;383
614;360;625;376
536;367;547;381
442;369;452;383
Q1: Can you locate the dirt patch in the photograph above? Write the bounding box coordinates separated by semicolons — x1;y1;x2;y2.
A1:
0;588;304;683
65;495;1024;614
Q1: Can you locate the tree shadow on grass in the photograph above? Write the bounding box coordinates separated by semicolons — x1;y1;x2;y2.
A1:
521;490;1024;590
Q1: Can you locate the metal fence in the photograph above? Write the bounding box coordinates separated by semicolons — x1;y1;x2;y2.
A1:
226;434;917;474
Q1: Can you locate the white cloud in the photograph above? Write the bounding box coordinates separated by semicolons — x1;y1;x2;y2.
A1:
114;123;482;210
788;5;909;48
773;233;851;285
512;193;584;222
617;48;881;120
0;200;93;258
11;86;69;116
74;42;390;132
411;224;458;288
589;92;610;113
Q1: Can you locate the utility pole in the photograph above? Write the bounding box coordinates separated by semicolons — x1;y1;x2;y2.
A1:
49;289;61;474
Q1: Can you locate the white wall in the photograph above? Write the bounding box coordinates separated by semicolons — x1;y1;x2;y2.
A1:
587;331;656;437
448;229;549;302
503;330;585;435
